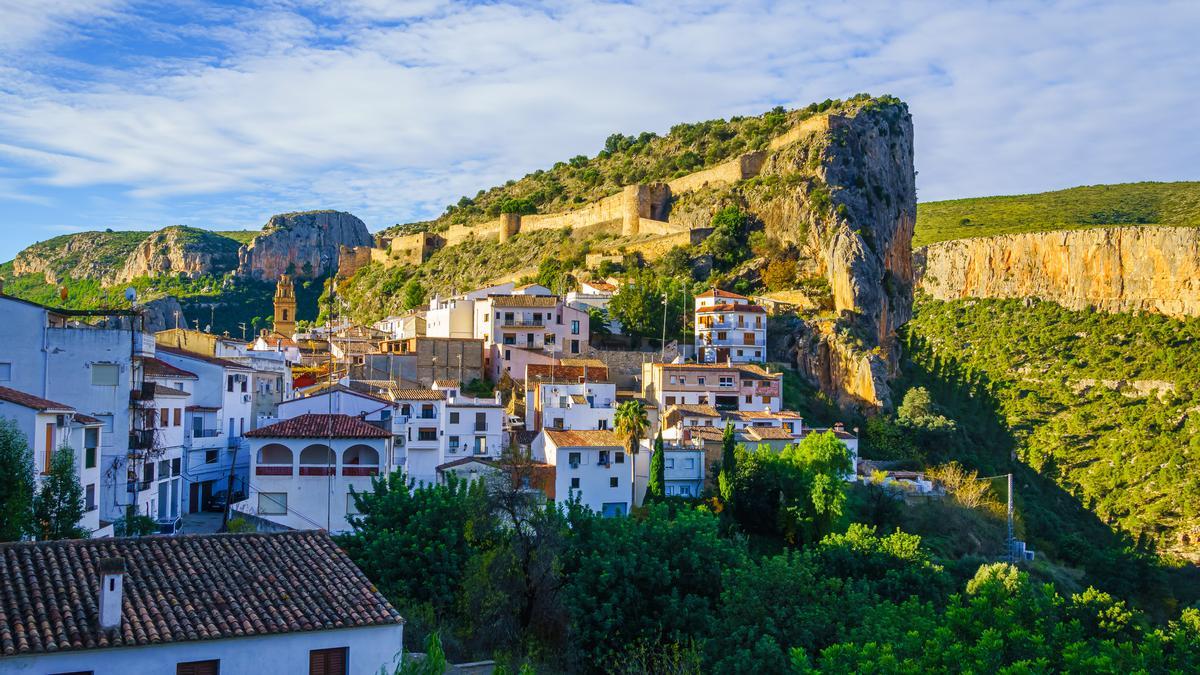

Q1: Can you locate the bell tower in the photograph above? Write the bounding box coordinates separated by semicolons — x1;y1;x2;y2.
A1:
273;274;297;336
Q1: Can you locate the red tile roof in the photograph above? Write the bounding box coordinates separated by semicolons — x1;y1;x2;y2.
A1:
697;302;766;314
488;294;560;308
696;288;748;300
142;357;198;380
390;389;447;401
525;363;610;382
246;413;391;439
156;346;253;371
0;386;75;413
0;531;402;657
744;426;796;440
544;429;626;448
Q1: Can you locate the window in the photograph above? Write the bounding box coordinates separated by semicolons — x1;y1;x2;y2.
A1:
85;484;96;511
571;339;579;354
571;319;580;335
684;458;695;469
160;407;170;428
172;458;181;476
174;408;182;426
0;362;10;381
571;477;580;489
227;375;234;392
420;404;435;419
91;363;119;386
665;396;676;406
680;485;692;497
418;428;437;441
552;417;564;429
308;647;347;675
449;411;460;424
84;428;98;468
717;331;727;341
176;659;219;675
697;377;705;386
598;419;609;430
679;376;686;385
258;492;287;515
737;349;744;357
449;435;460;452
475;412;487;431
205;449;218;464
610;476;619;488
745;395;752;404
615;451;624;464
143;463;154;484
568;451;581;466
719;376;734;387
158;459;170;479
598;450;609;465
670;376;677;384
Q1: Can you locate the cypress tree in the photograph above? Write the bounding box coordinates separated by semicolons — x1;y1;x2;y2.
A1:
0;418;35;542
33;445;87;540
718;422;736;504
647;430;666;500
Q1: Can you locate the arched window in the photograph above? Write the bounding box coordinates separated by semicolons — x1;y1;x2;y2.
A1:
256;443;294;476
299;444;335;476
343;444;381;476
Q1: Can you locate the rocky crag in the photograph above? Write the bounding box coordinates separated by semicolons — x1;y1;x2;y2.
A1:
115;226;241;283
238;210;372;280
915;226;1200;318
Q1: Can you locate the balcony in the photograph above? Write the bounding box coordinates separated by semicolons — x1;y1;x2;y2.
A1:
497;319;545;329
299;465;335;476
191;428;220;438
255;464;293;476
474;423;488;432
127;480;151;493
129;429;155;450
342;466;379;477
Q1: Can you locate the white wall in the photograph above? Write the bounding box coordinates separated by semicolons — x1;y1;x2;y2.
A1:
1;623;404;675
543;439;631;516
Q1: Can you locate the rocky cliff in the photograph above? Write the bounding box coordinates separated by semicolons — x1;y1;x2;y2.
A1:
237;210;372;280
115;226;240;283
746;98;916;412
12;231;152;284
915;226;1200;318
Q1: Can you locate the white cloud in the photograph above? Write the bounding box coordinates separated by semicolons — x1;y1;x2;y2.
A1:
0;0;1196;250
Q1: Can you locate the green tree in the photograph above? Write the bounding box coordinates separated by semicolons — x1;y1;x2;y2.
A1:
0;418;35;542
401;279;427;311
607;274;662;342
614;400;648;507
647;430;666;500
703;206;752;271
717;423;736;504
32;445;86;540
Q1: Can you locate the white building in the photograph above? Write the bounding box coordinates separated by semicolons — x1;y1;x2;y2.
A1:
663;446;705;498
524;377;616;433
155;346;255;514
0;295;145;526
536;429;631;517
695;288;768;363
641;362;783;415
128;381;189;533
0;531;405;675
566;279;621;333
239;413;394;533
0;385;105;536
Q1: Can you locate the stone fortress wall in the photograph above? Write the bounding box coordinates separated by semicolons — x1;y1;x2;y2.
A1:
338;114;834;276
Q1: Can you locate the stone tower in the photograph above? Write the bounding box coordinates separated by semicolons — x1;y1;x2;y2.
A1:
273;274;297;336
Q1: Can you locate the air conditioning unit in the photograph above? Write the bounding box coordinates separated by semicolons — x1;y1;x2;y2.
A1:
242;394;252;403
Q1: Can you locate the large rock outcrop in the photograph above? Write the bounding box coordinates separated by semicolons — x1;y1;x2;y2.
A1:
12;231;152;284
115;226;240;283
746;99;916;412
237;210;372;280
915;226;1200;317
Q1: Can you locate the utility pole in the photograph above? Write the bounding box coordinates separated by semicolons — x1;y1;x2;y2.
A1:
1007;472;1015;563
660;291;669;362
237;322;247;341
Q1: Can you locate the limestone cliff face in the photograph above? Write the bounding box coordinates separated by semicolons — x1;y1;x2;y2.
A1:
237;210;372;280
12;231;151;284
915;226;1200;318
115;226;240;283
748;100;916;412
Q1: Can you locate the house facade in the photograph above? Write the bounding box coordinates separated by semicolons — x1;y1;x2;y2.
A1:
641;362;783;414
536;429;632;517
695;288;768;363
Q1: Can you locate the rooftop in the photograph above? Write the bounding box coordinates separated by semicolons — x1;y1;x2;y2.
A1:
156;346;254;372
391;388;447;401
525;363;610;382
488;294;560;308
697;302;766;314
0;385;75;413
545;429;626;448
141;357;198;380
666;403;721;417
245;413;392;439
696;288;748;300
744;426;796;440
0;531;402;657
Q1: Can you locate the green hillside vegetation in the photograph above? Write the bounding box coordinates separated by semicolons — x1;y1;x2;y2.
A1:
16;230;153;279
914;181;1200;247
879;295;1200;612
386;95;892;235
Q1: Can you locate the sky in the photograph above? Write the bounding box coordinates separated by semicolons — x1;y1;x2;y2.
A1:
0;0;1196;261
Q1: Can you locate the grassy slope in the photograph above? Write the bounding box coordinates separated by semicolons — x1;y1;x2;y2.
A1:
914;181;1200;247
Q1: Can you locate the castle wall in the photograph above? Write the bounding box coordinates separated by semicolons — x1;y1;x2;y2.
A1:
336;245;374;279
665;151;766;194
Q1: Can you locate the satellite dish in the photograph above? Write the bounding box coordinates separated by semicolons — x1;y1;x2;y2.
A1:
124;287;138;304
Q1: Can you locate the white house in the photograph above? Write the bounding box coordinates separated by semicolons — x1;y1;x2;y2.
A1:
155;346;255;514
0;385;105;536
435;381;506;463
0;531;405;675
239;413;394;533
695;288;768;363
524;378;616;433
127;381;189;533
641;362;783;414
0;294;144;526
536;429;631;517
477;293;591;380
566;279;621;334
663;446;705;498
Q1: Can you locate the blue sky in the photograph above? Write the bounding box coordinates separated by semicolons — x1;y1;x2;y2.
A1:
0;0;1196;261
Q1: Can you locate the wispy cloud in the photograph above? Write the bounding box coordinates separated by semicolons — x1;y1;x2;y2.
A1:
0;0;1197;261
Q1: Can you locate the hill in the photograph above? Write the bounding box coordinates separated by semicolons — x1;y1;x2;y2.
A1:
914;181;1200;247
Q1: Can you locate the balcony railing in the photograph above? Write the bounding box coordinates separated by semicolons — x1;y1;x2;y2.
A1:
299;465;335;476
474;423;488;431
497;319;545;329
129;430;154;450
342;466;379;477
255;465;293;476
191;429;220;438
127;480;151;493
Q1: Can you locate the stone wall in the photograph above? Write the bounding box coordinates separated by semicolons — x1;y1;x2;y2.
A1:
388;232;437;265
665;151;765;194
336;245;374;279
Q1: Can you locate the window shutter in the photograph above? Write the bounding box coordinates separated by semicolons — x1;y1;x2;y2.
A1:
309;647;347;675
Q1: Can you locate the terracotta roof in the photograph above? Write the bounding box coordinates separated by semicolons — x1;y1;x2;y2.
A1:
697;302;766;314
569;394;588;404
141;357;198;380
255;333;298;349
654;362;778;379
525;363;610;382
722;409;793;420
280;384;395;409
666;404;721;417
582;281;616;292
145;382;189;398
0;531;402;657
156;346;253;372
73;414;103;425
745;426;796;440
391;388;446;401
545;429;625;448
696;288;748;300
433;379;460;388
186;405;221;412
488;295;560;308
245;413;391;439
0;386;75;413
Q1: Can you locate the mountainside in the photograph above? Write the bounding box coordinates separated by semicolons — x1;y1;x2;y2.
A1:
238;210;372;280
13;230;155;284
115;225;242;283
915;182;1200;247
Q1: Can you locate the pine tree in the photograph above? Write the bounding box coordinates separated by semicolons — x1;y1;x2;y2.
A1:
0;418;35;542
647;430;666;500
33;445;87;540
718;422;737;504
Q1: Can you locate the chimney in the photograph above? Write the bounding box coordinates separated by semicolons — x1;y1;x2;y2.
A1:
98;557;126;632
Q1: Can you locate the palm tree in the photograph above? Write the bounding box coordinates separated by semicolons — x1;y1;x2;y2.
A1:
614;399;648;510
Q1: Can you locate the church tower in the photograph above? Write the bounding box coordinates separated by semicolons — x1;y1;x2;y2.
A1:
273;274;297;336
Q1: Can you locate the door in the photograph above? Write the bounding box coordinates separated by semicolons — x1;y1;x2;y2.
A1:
189;481;200;514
